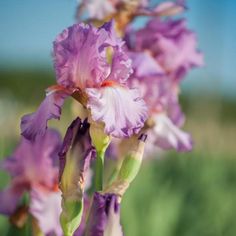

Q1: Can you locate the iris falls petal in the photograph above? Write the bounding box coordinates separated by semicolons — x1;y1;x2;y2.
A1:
86;85;148;138
21;86;71;141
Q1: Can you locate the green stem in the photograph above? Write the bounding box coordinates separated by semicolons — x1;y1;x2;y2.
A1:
95;151;105;191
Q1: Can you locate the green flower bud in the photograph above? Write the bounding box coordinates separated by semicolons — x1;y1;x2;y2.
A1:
104;134;147;200
89;119;111;154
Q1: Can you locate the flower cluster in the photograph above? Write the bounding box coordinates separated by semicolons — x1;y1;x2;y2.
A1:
0;0;203;235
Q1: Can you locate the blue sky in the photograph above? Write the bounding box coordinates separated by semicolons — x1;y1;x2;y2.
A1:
0;0;235;96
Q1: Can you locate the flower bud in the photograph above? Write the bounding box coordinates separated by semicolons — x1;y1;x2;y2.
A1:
89;118;111;154
104;134;147;200
59;118;94;236
85;192;123;236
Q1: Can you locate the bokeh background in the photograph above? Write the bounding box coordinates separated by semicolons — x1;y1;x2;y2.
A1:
0;0;236;235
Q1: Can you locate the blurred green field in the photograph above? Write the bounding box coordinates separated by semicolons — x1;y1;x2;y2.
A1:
0;69;236;236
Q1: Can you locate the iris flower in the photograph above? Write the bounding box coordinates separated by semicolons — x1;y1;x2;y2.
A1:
21;21;147;141
0;130;63;235
125;15;204;152
127;52;193;152
133;18;204;81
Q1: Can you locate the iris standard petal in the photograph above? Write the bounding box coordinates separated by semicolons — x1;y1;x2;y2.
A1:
134;18;204;80
129;52;164;77
106;49;133;84
53;23;110;89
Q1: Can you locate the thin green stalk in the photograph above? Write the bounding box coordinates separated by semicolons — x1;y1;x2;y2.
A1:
95;151;105;191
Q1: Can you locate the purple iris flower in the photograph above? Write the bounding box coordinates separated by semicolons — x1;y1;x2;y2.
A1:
131;18;204;81
127;50;193;153
0;129;63;235
21;21;147;141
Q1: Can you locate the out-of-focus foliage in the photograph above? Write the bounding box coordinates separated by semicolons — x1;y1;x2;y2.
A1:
122;154;236;236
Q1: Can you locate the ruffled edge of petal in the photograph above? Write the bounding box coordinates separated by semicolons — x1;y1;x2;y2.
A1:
21;86;72;141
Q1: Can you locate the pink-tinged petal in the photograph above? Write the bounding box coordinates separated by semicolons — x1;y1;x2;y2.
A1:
0;129;62;216
3;129;61;189
101;21;133;84
99;21;124;48
30;188;62;236
21;86;71;141
107;49;133;84
152;113;193;152
86;85;148;138
54;21;131;90
128;73;171;116
167;91;185;127
134;18;204;80
156;30;204;79
53;23;110;89
0;185;24;215
129;52;164;77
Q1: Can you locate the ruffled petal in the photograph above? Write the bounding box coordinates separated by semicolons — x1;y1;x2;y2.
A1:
86;85;148;138
30;188;62;236
86;193;123;236
152;113;193;152
99;21;133;84
106;49;133;84
134;18;204;80
129;52;164;77
99;21;124;48
53;23;111;89
21;86;70;141
54;21;133;91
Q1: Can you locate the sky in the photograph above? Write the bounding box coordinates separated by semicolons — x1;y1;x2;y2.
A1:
0;0;235;97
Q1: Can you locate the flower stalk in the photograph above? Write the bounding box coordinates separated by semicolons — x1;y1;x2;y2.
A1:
95;150;105;191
